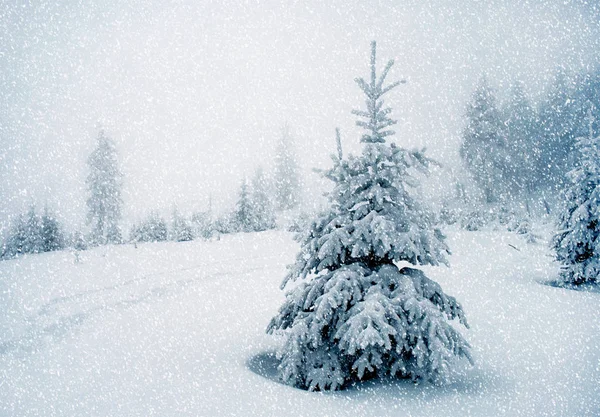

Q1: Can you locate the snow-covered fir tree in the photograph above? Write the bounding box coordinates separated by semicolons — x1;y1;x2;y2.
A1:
553;105;600;285
234;178;254;233
460;76;508;203
250;167;276;231
1;205;65;258
130;212;168;243
86;130;123;245
267;42;472;391
190;196;215;239
191;212;213;240
23;205;44;254
573;69;600;140
274;124;301;211
171;208;194;242
213;213;235;235
70;231;88;251
1;214;27;259
537;70;579;192
144;213;167;242
41;206;65;252
128;223;142;243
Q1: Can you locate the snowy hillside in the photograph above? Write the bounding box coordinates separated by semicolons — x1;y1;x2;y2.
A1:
1;229;598;416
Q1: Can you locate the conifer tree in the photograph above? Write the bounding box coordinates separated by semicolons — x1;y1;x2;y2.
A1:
553;105;600;285
234;178;254;233
250;167;276;231
171;208;194;242
1;206;65;258
460;76;508;203
267;42;472;391
23;205;44;254
86;130;123;245
70;231;88;251
274;125;301;211
41;206;65;252
573;69;600;139
503;81;539;200
1;214;27;259
191;206;214;240
131;212;168;242
538;70;578;191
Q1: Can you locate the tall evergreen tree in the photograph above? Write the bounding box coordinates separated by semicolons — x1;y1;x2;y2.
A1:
460;76;508;203
503;81;539;201
86;130;123;245
553;106;600;285
267;42;472;391
571;68;600;144
274;125;301;211
537;70;578;191
250;167;276;231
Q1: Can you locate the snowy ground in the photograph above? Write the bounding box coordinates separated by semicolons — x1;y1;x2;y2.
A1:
1;229;599;417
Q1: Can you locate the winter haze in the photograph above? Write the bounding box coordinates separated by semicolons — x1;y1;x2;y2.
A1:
2;0;599;230
2;1;600;416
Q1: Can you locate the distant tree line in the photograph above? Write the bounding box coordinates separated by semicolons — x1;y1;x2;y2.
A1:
460;68;600;208
127;168;281;244
1;205;66;258
440;66;600;234
2;123;303;259
129;209;197;243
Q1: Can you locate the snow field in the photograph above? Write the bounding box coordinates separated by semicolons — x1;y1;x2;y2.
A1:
0;229;598;416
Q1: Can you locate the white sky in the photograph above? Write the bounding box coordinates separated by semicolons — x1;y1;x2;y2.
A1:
1;0;599;230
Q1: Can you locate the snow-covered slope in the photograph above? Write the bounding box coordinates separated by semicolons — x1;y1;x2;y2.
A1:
1;230;598;416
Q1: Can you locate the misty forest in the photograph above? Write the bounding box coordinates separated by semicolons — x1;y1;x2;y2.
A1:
1;1;600;416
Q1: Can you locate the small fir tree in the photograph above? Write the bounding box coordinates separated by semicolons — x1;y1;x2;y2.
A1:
234;179;254;233
1;214;27;259
147;212;168;242
191;210;214;240
171;208;194;242
41;206;65;252
553;106;600;285
250;167;276;231
23;205;44;254
267;42;472;391
70;231;88;251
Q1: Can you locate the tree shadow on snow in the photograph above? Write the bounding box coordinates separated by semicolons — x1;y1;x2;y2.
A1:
246;351;281;383
542;279;600;294
334;365;501;401
246;351;499;399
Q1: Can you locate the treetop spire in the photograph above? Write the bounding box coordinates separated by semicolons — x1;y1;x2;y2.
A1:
352;41;404;144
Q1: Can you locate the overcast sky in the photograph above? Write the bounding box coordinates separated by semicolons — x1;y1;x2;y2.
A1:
1;0;599;230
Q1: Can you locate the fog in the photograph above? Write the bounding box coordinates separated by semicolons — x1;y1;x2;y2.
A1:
2;0;599;230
